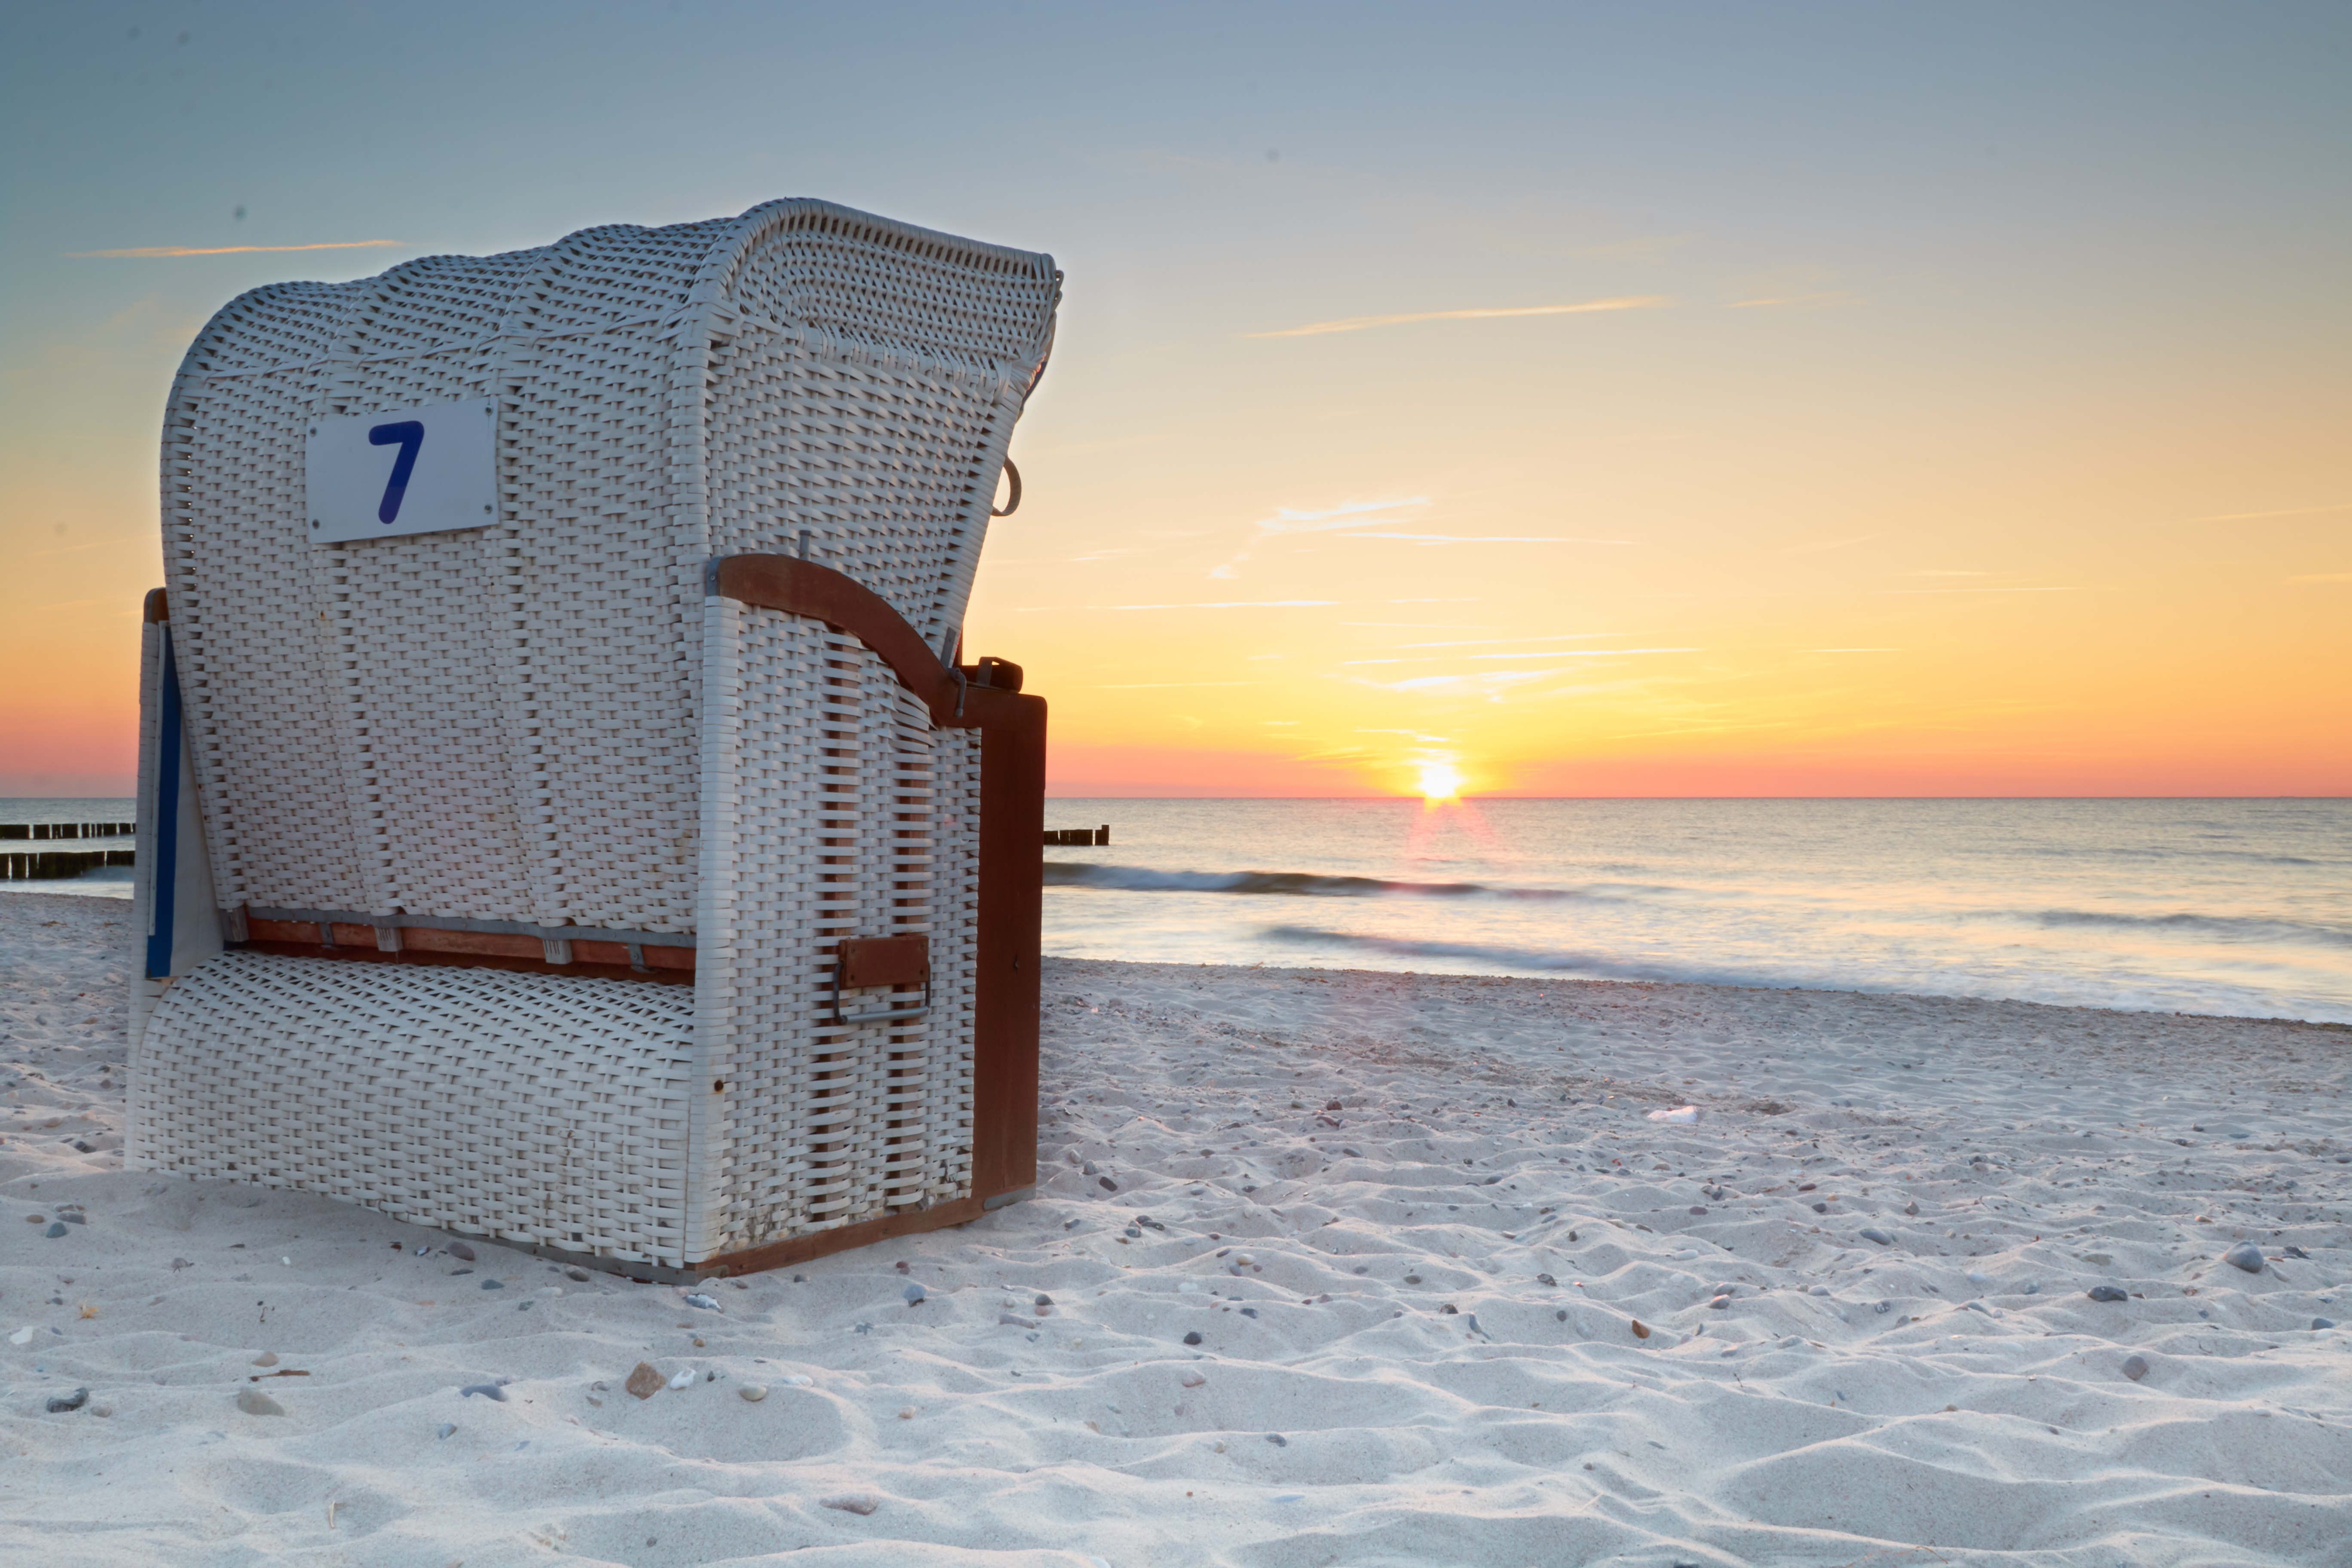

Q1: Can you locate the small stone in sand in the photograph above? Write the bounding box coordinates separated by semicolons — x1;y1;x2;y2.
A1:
1266;1433;1288;1446
2312;1317;2336;1331
897;1406;916;1420
1859;1228;1893;1246
480;1279;503;1290
820;1494;880;1516
2122;1355;2150;1381
903;1284;925;1305
460;1383;507;1401
1181;1371;1207;1387
1098;1176;1118;1191
45;1222;67;1238
1630;1319;1651;1339
1182;1332;1203;1346
437;1422;456;1438
46;1387;89;1413
566;1267;592;1283
253;1352;278;1367
447;1242;475;1262
625;1363;664;1400
236;1388;285;1416
739;1384;768;1401
2087;1285;2129;1302
666;1368;697;1391
2221;1241;2265;1274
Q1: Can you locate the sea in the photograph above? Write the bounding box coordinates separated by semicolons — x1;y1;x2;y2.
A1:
9;796;2346;1025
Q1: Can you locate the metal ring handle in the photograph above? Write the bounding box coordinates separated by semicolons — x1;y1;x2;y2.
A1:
990;458;1022;518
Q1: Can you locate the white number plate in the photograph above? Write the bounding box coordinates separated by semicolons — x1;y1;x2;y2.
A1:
304;399;496;544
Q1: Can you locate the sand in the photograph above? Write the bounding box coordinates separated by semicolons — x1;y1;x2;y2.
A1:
3;887;2348;1565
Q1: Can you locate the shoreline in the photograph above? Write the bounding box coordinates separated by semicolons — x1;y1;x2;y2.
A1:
5;889;2349;1563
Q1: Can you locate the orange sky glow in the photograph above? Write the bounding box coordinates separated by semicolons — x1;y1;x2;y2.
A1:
3;7;2345;799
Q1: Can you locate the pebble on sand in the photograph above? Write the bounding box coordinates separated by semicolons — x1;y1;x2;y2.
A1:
2221;1241;2266;1274
45;1222;67;1238
2122;1355;2150;1381
665;1368;697;1391
820;1494;880;1516
2087;1285;2129;1302
447;1242;476;1262
1630;1319;1651;1339
1859;1228;1893;1246
565;1267;592;1283
738;1384;768;1402
460;1383;508;1401
625;1363;665;1400
1182;1331;1204;1345
46;1387;89;1413
236;1388;285;1416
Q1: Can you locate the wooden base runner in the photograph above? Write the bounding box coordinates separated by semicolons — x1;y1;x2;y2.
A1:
482;1188;1035;1285
236;939;694;986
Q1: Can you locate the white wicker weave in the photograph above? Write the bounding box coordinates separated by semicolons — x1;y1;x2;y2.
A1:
130;201;1057;1271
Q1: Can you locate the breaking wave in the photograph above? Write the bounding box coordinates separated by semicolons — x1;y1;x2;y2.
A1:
2017;909;2352;949
1043;861;1647;902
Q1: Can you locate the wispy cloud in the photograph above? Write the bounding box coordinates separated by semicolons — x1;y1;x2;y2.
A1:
1350;668;1571;695
66;239;407;259
1570;235;1694;262
1246;296;1666;339
1727;292;1842;309
1093;600;1338;610
1023;432;1178;459
2185;502;2351;523
1464;646;1698;659
1212;496;1428;577
1775;534;1877;556
33;534;149;558
1336;532;1630;545
1395;633;1619;648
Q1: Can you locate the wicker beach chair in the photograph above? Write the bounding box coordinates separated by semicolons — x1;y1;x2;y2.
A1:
127;200;1058;1278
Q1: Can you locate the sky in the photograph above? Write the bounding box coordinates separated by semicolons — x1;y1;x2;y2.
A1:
1;0;2346;799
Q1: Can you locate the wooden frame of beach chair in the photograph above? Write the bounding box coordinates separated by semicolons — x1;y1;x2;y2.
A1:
126;200;1059;1281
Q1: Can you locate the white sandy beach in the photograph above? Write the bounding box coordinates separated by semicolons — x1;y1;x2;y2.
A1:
3;886;2348;1566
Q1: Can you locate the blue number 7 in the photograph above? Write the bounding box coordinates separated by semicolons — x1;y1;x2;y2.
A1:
368;420;426;524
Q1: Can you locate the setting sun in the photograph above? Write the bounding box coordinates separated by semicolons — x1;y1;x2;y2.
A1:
1416;760;1463;801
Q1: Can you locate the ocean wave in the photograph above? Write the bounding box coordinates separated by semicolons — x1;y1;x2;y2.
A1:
2020;909;2352;949
1043;861;1638;902
1259;925;1765;987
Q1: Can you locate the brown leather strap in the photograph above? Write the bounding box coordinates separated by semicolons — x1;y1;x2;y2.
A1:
711;554;960;725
